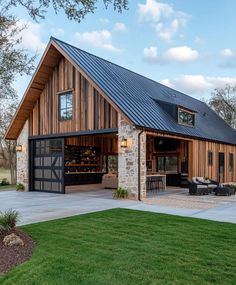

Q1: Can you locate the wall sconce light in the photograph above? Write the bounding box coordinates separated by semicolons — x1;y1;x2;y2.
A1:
16;145;23;152
120;137;128;148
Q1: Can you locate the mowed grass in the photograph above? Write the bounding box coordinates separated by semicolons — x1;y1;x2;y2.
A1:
0;184;15;191
1;209;236;285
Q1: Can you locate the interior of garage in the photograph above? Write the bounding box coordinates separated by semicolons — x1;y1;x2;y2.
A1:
64;134;118;193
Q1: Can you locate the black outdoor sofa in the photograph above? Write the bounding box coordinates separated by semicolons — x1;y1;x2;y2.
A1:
188;177;236;196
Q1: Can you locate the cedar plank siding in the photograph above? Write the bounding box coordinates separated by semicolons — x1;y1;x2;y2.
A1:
147;132;236;183
29;57;118;136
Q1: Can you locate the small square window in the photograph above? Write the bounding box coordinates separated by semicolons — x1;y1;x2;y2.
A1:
178;108;195;127
59;92;73;120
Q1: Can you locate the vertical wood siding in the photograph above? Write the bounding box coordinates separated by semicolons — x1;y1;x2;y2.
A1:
29;56;118;136
147;132;236;183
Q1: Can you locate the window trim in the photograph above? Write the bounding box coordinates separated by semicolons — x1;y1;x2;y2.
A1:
57;90;74;121
178;107;195;127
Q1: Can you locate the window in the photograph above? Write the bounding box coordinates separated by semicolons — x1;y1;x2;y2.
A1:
208;151;213;166
229;153;234;172
59;91;73;120
157;156;178;173
178;108;195;127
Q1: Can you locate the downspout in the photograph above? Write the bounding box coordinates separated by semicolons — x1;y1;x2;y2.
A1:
138;128;145;201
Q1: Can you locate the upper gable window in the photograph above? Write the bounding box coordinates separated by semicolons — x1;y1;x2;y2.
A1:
178;108;195;127
59;91;73;121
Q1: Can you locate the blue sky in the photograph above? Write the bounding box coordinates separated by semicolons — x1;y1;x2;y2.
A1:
14;0;236;99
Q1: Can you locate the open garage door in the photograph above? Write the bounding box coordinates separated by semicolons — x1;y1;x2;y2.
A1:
30;138;65;193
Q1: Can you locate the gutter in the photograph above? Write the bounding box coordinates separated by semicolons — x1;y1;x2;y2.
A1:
138;128;145;201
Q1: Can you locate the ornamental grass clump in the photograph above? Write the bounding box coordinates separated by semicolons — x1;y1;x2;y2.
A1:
113;187;128;199
0;209;19;234
16;183;25;191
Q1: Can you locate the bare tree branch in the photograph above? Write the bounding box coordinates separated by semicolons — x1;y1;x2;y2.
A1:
208;85;236;129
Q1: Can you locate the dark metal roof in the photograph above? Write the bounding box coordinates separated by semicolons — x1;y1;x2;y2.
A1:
53;37;236;145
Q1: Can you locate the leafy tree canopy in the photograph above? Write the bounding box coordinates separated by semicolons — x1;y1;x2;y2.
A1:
0;12;35;99
3;0;128;22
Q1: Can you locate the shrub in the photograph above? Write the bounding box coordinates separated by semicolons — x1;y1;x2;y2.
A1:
0;209;19;234
16;183;25;191
113;187;128;199
1;178;10;186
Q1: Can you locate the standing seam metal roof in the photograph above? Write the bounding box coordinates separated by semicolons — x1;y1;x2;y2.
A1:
53;37;236;145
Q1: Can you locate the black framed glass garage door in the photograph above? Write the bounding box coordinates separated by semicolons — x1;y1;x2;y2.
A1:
30;138;65;193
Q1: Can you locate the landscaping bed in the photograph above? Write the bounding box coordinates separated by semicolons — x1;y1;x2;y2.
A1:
0;229;36;275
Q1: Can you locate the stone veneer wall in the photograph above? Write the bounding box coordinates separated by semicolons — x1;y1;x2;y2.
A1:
16;120;29;191
118;114;146;199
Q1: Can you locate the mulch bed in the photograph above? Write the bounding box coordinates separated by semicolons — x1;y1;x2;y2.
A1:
0;229;36;275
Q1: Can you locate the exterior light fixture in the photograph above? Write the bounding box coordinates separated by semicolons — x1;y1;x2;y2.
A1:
16;145;23;152
120;137;128;148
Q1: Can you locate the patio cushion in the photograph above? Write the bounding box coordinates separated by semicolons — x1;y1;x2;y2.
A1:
196;185;207;188
196;177;205;183
192;177;198;183
208;184;216;188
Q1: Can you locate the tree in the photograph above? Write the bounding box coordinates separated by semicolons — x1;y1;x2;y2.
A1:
3;0;128;22
0;97;19;184
0;12;35;183
208;85;236;129
0;12;35;99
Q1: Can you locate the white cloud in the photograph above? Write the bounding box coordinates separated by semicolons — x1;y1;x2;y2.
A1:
161;74;236;96
114;22;128;33
138;0;190;41
51;28;65;37
163;46;199;62
74;30;123;53
17;20;46;54
138;0;174;22
143;46;158;62
99;18;110;25
221;48;234;57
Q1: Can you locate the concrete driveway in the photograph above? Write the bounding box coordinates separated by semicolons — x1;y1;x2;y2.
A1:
0;190;137;225
1;190;236;225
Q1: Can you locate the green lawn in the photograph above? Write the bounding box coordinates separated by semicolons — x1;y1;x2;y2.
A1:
1;209;236;285
0;184;15;191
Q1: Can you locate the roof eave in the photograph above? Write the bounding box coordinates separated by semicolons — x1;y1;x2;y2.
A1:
4;39;61;140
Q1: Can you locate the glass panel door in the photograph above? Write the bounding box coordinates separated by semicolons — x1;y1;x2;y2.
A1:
31;138;65;193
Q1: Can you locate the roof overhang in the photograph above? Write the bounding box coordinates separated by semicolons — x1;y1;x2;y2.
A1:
4;40;62;140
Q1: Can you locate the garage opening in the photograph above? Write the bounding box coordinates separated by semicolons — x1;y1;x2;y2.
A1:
29;132;118;194
64;134;118;193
